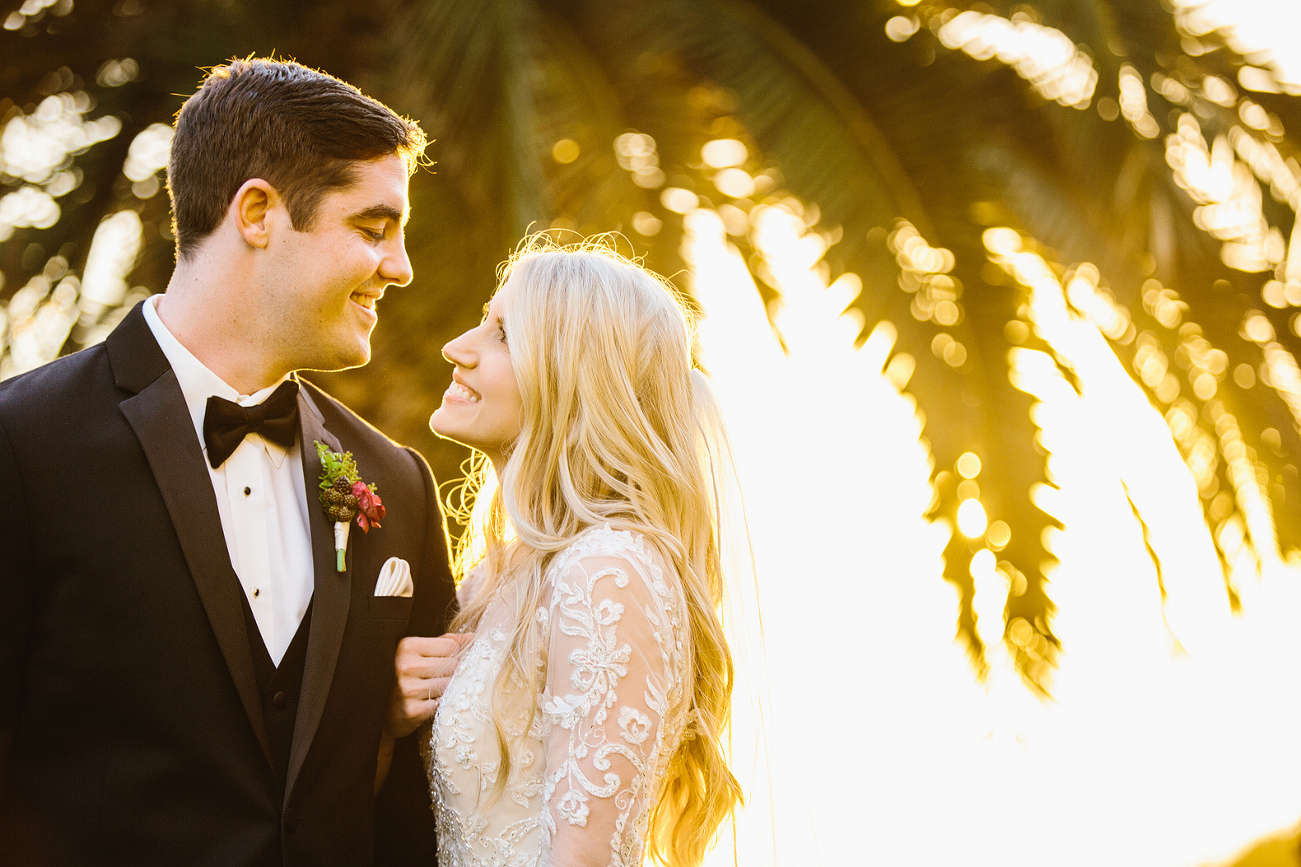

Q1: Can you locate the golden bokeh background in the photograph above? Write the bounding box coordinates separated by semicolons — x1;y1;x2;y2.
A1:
4;0;1301;864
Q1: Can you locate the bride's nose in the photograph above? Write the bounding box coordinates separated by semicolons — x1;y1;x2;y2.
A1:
442;330;476;367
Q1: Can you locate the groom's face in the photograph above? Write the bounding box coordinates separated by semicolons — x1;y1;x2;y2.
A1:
263;153;413;371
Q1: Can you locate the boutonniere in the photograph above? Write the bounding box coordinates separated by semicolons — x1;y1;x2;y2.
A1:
316;441;386;572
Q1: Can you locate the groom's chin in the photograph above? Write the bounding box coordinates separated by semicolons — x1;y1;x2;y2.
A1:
339;334;374;369
304;341;373;374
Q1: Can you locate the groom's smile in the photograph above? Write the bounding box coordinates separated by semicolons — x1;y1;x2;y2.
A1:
349;288;384;326
350;289;382;312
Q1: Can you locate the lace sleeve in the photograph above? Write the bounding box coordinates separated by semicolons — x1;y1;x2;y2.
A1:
539;544;683;867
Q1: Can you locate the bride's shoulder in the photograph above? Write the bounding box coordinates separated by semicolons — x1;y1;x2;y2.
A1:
545;523;676;593
562;522;663;566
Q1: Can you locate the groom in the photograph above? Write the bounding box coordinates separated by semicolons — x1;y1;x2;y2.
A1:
0;59;456;864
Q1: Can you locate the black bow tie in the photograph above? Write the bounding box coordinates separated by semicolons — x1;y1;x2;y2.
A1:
202;380;300;469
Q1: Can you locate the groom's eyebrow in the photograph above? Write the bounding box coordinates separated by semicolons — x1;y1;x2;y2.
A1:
350;204;408;226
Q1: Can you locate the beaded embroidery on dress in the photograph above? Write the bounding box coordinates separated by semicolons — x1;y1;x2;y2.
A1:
428;524;690;867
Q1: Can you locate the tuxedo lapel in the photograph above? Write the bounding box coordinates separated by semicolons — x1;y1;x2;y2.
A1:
284;389;352;803
109;305;273;768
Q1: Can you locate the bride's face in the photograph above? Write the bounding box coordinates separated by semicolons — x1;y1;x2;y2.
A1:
430;286;523;466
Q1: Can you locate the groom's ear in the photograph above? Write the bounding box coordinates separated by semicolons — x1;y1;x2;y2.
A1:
230;178;282;250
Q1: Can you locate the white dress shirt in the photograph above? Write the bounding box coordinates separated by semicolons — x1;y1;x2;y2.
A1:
143;295;314;665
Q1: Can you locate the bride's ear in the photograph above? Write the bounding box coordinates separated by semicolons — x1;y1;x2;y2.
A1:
230;178;282;250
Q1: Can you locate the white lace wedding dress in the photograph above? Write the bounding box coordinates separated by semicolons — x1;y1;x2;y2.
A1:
426;524;691;867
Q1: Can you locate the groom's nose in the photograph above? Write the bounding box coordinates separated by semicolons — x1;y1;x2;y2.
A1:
380;231;413;287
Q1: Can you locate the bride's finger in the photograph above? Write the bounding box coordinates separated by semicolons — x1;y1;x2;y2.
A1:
396;634;464;663
397;660;456;688
404;675;452;702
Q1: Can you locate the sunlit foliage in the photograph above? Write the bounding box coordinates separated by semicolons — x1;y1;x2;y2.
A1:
4;0;1301;705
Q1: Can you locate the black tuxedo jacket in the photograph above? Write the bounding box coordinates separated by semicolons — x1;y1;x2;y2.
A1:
0;303;455;865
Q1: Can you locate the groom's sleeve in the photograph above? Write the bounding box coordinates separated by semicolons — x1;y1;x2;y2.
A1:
373;447;455;864
0;415;34;783
402;446;456;638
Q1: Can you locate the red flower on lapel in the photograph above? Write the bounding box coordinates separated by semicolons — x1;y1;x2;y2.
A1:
351;480;385;532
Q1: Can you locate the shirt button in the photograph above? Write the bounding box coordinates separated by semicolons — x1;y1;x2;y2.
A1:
272;691;288;709
252;588;260;598
244;486;251;496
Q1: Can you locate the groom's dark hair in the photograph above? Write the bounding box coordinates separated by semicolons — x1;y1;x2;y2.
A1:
166;57;427;260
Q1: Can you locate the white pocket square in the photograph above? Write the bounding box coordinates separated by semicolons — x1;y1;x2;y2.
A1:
374;557;413;598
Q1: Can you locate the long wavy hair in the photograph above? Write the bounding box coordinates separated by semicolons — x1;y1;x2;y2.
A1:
447;238;741;866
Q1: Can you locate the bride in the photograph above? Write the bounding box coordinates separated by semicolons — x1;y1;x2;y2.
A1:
424;240;742;866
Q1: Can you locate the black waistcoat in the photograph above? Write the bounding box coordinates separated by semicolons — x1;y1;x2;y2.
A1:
238;592;314;790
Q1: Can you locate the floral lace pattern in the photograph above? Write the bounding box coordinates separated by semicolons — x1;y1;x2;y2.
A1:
428;525;690;867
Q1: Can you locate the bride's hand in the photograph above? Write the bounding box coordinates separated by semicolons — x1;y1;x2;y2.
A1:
385;632;475;739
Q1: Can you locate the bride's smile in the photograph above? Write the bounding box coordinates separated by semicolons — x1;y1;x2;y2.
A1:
442;377;479;403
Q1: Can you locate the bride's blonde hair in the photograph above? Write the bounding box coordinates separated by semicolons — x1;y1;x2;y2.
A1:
448;236;741;866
